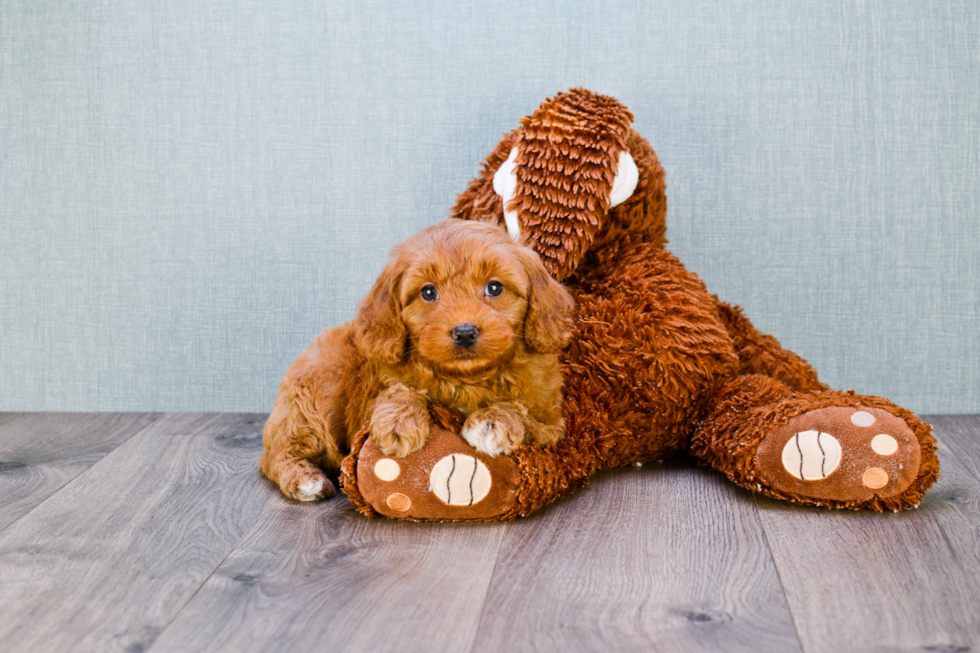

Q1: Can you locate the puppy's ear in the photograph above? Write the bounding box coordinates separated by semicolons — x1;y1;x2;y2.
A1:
517;247;576;353
354;256;407;365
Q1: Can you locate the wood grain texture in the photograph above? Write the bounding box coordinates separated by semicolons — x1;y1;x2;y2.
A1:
471;463;802;653
147;497;505;653
755;415;980;653
3;413;979;653
0;413;276;653
0;412;160;532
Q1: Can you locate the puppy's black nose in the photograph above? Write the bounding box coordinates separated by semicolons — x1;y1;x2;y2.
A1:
451;324;480;348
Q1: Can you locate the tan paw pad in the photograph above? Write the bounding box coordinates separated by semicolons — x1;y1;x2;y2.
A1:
781;430;842;480
429;454;492;506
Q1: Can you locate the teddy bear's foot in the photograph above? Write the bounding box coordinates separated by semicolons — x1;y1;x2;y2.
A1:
691;376;940;511
341;409;525;521
341;406;602;522
754;405;926;506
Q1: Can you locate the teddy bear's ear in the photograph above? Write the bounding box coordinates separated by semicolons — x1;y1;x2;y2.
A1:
492;146;638;242
453;89;634;282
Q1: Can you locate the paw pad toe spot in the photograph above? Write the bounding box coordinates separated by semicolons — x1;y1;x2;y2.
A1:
386;492;411;511
871;434;898;456
850;410;876;427
863;467;889;489
374;458;401;481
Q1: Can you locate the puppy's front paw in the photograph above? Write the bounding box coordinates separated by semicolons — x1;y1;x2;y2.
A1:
370;408;430;458
462;407;526;456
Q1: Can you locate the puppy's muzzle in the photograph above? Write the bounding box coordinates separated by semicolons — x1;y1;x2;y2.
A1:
451;324;480;348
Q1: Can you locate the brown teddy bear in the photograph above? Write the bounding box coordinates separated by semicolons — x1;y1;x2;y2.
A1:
341;88;939;521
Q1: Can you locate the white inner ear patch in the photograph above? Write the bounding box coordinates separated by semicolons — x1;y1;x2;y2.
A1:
492;147;521;241
491;146;640;241
609;150;639;208
429;454;492;506
781;431;843;481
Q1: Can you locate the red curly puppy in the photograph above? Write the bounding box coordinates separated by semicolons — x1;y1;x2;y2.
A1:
259;219;575;501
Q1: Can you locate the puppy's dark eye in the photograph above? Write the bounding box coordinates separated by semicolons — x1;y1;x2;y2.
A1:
485;281;503;297
420;285;438;302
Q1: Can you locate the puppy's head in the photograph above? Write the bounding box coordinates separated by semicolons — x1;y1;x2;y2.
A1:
354;219;574;376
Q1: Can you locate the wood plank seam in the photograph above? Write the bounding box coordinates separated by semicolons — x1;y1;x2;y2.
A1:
0;413;163;537
466;523;508;653
0;413;277;653
146;497;278;653
466;466;805;652
752;493;808;653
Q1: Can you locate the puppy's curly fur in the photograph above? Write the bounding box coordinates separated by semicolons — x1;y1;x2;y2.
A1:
259;219;574;501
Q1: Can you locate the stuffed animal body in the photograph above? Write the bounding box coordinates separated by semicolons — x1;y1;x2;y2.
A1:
341;89;938;521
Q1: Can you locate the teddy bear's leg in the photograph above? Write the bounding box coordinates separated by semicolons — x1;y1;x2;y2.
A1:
690;375;939;511
713;299;828;393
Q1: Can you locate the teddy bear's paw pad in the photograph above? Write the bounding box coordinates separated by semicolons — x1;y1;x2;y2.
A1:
429;454;493;506
754;406;922;503
356;424;521;520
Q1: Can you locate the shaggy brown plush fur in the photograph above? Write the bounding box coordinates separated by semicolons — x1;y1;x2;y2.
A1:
260;219;573;501
341;88;938;518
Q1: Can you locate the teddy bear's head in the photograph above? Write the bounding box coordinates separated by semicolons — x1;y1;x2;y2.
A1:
452;88;668;281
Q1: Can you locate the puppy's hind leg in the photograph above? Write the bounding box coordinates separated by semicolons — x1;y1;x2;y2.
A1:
259;381;342;502
260;452;333;502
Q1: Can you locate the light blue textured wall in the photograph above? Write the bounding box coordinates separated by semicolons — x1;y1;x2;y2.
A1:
1;1;977;413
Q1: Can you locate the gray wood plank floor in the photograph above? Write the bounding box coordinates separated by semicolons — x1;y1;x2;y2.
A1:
0;412;160;532
0;413;977;653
